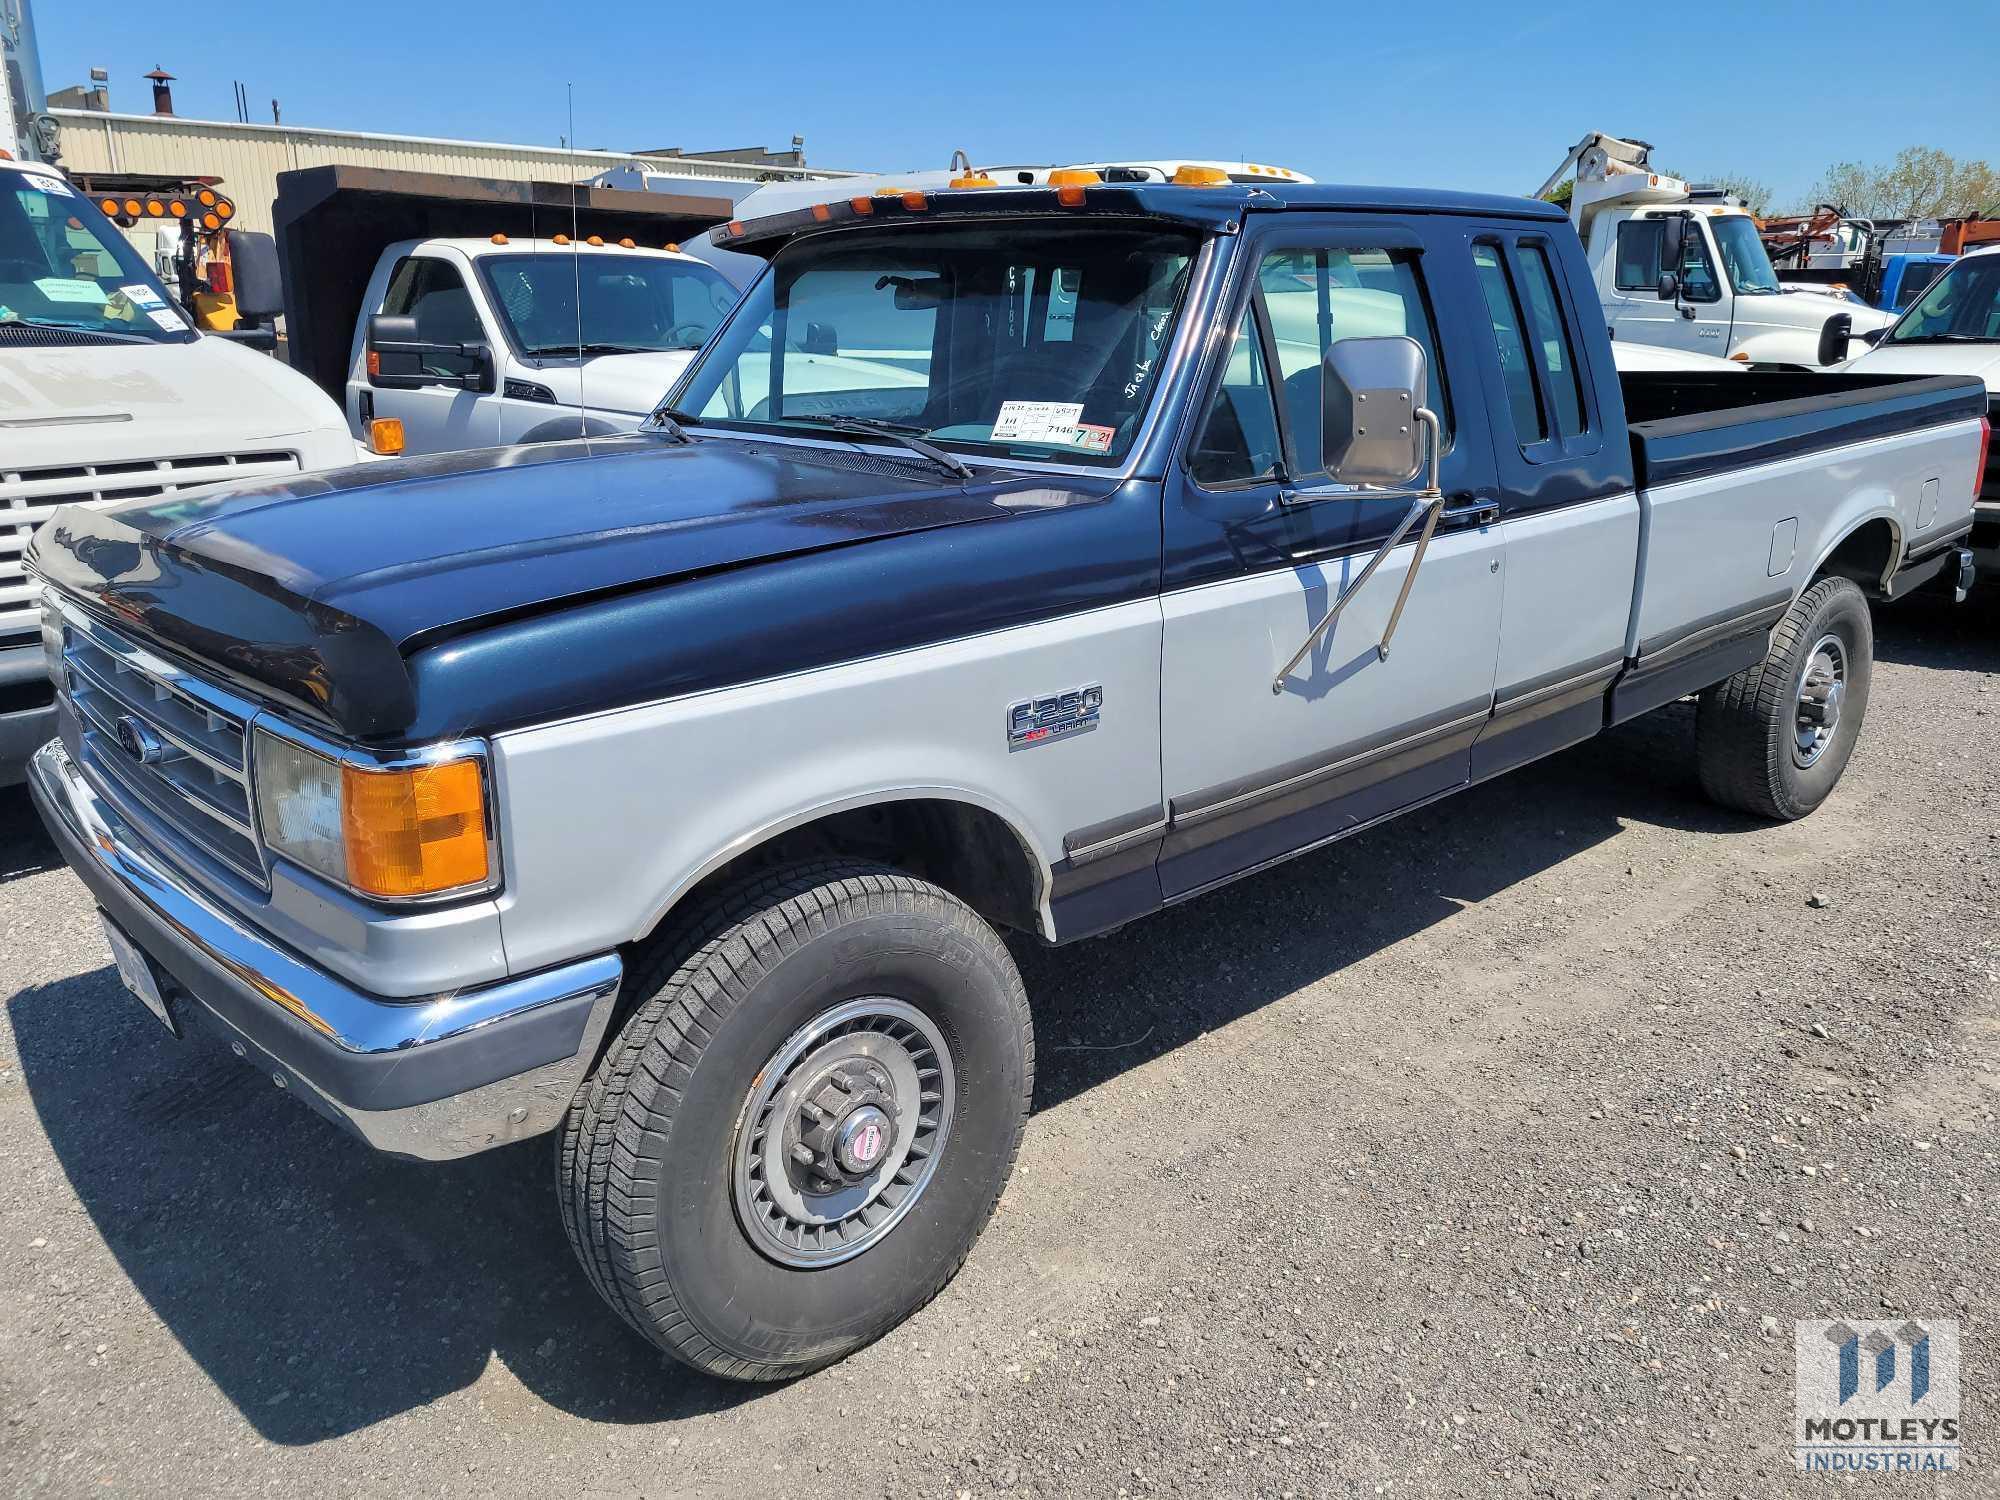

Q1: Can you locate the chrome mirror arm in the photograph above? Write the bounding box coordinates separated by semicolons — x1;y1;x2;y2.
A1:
1270;409;1444;694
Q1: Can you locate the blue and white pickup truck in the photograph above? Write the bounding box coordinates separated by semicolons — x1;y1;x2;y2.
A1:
23;172;1988;1381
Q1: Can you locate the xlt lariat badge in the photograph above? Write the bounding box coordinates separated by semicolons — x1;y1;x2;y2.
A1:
1007;685;1103;750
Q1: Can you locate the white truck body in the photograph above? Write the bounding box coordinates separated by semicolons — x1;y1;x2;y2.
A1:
1548;132;1894;367
0;157;358;784
346;237;740;454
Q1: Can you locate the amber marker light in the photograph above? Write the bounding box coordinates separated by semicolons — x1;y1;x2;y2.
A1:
340;758;489;898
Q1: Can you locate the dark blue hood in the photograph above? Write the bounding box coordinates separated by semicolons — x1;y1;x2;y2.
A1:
30;435;1139;738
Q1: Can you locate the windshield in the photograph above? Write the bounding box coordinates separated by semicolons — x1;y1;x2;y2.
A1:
1884;254;2000;344
479;252;738;356
1710;215;1781;294
672;222;1200;465
0;169;194;342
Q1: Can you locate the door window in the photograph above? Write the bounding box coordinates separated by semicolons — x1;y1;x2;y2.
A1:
1255;247;1451;477
1613;218;1720;303
1187;305;1279;487
380;257;485;378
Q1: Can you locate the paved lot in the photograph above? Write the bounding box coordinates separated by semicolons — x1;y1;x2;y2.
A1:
2;589;1995;1498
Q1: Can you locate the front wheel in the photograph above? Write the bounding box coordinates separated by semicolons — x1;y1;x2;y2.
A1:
558;861;1033;1381
1695;575;1874;820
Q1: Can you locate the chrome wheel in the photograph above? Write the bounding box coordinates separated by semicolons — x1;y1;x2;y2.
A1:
1794;633;1847;768
733;997;955;1268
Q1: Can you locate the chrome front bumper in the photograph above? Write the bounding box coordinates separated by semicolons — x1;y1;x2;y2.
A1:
27;739;623;1161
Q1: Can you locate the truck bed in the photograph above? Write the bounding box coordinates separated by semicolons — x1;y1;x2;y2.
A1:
1620;370;1988;488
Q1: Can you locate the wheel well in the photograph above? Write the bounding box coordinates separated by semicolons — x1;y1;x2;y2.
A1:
1815;518;1898;594
652;798;1046;946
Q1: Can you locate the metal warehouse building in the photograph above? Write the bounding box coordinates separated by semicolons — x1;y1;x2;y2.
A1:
49;108;856;234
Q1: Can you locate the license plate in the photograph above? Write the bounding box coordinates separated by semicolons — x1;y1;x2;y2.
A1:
100;915;177;1036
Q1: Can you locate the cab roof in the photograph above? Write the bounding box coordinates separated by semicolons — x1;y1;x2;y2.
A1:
723;180;1567;257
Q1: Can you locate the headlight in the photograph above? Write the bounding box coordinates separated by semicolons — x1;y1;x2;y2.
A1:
252;730;493;899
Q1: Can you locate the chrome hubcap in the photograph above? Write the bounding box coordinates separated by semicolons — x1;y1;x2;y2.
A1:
1794;634;1847;768
733;998;954;1268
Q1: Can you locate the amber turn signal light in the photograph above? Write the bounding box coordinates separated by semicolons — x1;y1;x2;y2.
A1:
368;416;404;455
340;758;489;899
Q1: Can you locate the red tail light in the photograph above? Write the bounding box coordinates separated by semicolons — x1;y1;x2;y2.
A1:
208;261;232;296
1976;416;1992;502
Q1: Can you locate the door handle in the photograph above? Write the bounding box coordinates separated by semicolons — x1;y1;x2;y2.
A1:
1439;497;1500;529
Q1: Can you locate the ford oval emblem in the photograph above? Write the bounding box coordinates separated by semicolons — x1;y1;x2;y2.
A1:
115;715;167;765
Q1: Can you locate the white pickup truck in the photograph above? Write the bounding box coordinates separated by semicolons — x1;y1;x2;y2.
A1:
1843;244;2000;575
1543;131;1895;369
26;171;1987;1386
0;156;359;786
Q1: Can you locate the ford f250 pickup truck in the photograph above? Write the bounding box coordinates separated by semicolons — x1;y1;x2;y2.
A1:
23;171;1988;1382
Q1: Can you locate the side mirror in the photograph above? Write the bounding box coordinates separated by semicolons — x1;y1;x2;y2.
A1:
1656;270;1680;303
1320;335;1432;488
367;313;494;392
802;321;838;355
223;229;284;322
1817;312;1854;368
1657;214;1688;283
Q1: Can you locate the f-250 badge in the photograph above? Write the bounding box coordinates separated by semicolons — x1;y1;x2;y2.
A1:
1007;685;1103;750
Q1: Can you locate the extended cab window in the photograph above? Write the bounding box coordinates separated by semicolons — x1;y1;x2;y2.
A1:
1515;244;1587;438
1472;243;1545;442
678;223;1198;465
381;257;485;378
1254;246;1450;478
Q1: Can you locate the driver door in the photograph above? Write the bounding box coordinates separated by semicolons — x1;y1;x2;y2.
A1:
1602;214;1732;357
355;254;499;455
1156;222;1505;898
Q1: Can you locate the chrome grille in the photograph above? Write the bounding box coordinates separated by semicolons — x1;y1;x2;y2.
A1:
55;603;268;888
1;450;300;643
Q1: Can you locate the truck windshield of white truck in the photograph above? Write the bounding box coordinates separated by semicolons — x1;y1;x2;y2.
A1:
676;223;1197;464
1708;215;1782;294
473;251;737;356
0;170;194;343
1882;253;2000;344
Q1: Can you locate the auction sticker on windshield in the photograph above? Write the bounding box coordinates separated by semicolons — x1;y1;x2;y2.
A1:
992;400;1086;446
34;278;106;305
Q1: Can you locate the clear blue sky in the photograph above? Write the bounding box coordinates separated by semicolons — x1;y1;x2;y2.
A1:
34;0;2000;210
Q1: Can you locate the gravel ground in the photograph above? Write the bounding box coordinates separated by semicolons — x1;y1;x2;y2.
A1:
1;588;1995;1499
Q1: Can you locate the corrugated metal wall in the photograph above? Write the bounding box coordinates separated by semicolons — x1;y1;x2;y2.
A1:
51;110;849;234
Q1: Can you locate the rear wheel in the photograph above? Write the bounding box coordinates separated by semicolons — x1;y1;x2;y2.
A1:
558;860;1032;1381
1696;575;1873;820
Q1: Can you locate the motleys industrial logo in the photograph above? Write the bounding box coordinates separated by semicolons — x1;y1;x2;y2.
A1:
1795;1318;1961;1474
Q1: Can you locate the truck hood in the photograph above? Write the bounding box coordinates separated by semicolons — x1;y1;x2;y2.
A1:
1753;288;1897;332
28;434;1080;737
535;348;698;418
1844;341;2000;393
0;334;349;449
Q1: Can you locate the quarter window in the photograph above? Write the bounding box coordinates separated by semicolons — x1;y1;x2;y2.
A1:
1515;244;1587;438
1471;243;1545;443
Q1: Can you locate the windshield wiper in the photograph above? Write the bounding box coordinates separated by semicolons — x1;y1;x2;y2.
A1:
783;414;976;484
521;341;659;357
0;316;159;345
1889;334;1991;344
642;405;702;443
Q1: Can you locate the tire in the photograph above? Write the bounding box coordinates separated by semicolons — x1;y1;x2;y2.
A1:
557;860;1033;1382
1695;575;1873;821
